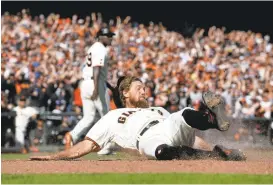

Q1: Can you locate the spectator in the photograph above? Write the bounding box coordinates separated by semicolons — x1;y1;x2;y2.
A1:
1;93;15;147
33;119;44;146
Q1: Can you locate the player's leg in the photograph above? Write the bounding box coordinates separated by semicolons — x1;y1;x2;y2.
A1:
155;144;217;160
138;135;171;159
137;117;246;161
64;81;99;149
139;138;246;161
153;106;245;161
182;91;230;131
163;110;214;152
15;127;27;153
154;144;246;161
95;88;109;117
15;118;30;153
95;88;115;155
66;97;96;146
137;116;198;160
138;134;223;160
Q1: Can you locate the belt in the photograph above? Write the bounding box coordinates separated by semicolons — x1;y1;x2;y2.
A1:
136;120;159;150
82;77;94;80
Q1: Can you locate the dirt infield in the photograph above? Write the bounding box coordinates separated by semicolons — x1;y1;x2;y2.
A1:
2;149;273;175
2;159;273;174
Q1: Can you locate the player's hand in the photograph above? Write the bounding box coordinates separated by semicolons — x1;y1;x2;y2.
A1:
91;89;98;100
29;155;52;161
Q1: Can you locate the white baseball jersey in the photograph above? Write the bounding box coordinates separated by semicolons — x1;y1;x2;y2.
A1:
86;107;196;158
70;42;110;143
80;41;109;104
82;42;108;82
13;106;38;145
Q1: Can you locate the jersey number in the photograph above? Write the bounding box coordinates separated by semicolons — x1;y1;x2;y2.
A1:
87;53;92;67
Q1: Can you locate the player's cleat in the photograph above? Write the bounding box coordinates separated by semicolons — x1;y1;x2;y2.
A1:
64;132;73;150
21;147;28;154
202;91;230;131
213;145;246;161
29;146;39;153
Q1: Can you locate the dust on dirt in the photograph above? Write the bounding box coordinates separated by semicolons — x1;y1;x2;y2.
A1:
2;149;273;174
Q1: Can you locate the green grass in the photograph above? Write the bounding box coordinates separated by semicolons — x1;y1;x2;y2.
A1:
1;152;134;161
1;154;31;160
2;173;273;184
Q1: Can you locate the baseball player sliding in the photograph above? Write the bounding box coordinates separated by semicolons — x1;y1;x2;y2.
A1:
64;26;115;154
30;76;246;161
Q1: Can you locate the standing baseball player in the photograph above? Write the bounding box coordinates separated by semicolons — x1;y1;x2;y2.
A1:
30;76;246;161
64;27;115;154
13;96;38;153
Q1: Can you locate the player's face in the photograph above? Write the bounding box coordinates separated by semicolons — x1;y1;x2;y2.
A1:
128;81;149;108
18;100;26;108
100;36;113;45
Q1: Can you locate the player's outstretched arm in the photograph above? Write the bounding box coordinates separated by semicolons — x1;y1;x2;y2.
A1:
29;139;100;161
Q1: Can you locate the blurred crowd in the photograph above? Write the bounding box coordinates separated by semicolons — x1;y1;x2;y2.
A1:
1;10;273;146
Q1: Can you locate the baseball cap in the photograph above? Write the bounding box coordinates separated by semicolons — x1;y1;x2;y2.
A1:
97;27;115;38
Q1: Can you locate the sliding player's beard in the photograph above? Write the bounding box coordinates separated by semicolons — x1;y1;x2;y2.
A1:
130;97;149;108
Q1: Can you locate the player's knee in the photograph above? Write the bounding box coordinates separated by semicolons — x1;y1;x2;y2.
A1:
155;144;176;160
82;115;95;123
